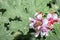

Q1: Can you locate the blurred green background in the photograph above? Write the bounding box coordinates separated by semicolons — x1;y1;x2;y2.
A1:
0;0;60;40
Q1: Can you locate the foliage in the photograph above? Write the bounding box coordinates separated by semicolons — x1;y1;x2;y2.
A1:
0;0;60;40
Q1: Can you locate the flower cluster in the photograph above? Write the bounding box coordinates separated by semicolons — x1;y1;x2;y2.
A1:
29;10;60;38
